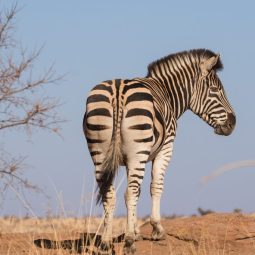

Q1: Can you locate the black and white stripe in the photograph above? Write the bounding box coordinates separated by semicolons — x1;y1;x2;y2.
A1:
83;49;236;252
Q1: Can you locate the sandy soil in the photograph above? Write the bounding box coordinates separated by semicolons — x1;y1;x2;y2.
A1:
1;213;255;255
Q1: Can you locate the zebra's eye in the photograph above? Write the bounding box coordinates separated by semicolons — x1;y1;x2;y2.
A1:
210;86;219;92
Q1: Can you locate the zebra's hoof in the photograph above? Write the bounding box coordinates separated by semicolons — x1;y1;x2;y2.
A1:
124;236;136;255
151;229;166;241
99;240;112;253
124;243;136;255
150;220;166;241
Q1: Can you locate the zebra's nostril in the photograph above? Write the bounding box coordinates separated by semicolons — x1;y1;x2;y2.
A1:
227;113;236;126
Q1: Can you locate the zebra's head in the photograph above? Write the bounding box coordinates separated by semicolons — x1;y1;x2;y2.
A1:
190;53;236;136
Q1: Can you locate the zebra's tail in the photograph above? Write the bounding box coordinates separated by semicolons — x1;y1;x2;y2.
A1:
96;93;123;204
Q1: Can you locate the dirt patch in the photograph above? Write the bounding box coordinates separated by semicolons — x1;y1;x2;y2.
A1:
138;213;255;255
1;213;255;254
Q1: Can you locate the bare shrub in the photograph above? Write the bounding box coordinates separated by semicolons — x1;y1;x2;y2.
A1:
0;3;64;205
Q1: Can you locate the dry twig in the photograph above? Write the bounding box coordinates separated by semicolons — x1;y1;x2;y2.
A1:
0;3;64;205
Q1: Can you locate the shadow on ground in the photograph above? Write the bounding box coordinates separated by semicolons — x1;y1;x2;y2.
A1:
34;232;125;254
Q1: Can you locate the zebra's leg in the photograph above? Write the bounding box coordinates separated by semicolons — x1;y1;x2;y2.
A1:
121;94;154;253
101;184;116;251
122;143;152;253
134;214;142;241
150;141;174;240
124;159;147;254
94;167;115;253
89;142;115;252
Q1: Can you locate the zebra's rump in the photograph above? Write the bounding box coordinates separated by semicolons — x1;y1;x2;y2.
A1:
84;78;167;166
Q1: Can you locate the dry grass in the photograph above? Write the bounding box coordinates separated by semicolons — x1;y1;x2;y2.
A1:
0;216;146;255
1;214;255;255
0;216;131;234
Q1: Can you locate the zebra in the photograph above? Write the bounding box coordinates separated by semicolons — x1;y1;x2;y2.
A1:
83;49;236;254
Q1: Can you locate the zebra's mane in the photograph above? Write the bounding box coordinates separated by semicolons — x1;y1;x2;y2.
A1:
147;49;223;76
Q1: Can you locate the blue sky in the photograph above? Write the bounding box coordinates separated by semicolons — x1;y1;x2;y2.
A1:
2;1;255;217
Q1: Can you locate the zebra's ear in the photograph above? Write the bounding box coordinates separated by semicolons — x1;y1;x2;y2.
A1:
200;54;220;76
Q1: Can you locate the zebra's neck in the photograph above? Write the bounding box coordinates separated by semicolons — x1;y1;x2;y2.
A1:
146;53;199;119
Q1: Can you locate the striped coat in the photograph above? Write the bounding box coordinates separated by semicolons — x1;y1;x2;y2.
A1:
83;49;236;253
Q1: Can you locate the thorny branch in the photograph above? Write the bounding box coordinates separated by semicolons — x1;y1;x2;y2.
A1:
0;3;64;204
0;150;37;197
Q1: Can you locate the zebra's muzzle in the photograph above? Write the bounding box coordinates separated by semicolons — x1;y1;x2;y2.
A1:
214;113;236;136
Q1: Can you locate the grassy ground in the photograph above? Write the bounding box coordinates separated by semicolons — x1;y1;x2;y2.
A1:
1;213;255;255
